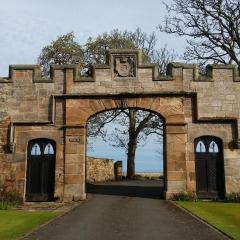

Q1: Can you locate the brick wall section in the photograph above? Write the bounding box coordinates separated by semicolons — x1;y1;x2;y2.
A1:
86;157;115;183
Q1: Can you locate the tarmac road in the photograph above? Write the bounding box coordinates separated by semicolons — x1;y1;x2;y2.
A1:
23;180;229;240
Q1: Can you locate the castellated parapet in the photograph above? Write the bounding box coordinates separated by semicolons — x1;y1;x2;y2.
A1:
0;49;240;202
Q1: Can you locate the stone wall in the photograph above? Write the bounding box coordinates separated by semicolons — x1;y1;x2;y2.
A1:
0;117;13;191
86;157;115;183
0;49;240;201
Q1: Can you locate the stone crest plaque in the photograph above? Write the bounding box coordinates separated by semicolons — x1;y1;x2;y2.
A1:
113;55;136;78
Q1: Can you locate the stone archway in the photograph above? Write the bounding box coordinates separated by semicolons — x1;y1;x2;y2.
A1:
85;107;165;190
64;95;187;201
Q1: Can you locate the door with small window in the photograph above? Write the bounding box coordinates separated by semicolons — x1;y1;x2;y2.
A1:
194;137;224;199
26;139;56;201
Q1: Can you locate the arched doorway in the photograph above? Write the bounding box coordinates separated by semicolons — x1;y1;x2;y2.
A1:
26;139;56;201
194;136;225;199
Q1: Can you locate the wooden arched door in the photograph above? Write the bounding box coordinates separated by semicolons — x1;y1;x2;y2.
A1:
26;139;56;201
194;136;224;199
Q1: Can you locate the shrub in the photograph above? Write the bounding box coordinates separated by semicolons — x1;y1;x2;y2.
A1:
150;176;163;180
170;191;199;201
0;182;23;210
0;201;15;210
133;174;163;180
133;174;145;180
224;193;240;203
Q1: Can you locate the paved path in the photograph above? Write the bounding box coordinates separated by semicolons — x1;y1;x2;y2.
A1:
23;181;228;240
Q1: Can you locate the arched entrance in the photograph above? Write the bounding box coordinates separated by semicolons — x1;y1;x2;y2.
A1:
64;95;188;200
85;107;165;197
26;138;56;201
194;136;225;198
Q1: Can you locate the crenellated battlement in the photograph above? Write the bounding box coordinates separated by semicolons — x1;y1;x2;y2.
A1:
166;62;240;82
0;49;239;83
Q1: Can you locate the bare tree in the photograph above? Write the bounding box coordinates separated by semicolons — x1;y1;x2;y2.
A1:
152;45;177;75
87;109;163;179
126;27;157;62
158;0;240;68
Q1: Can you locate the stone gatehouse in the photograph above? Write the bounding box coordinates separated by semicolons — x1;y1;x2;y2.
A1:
0;49;240;201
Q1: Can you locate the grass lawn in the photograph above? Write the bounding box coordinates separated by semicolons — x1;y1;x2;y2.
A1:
0;210;60;240
177;201;240;240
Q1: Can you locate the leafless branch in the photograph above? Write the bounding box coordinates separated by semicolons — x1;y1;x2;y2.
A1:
158;0;240;67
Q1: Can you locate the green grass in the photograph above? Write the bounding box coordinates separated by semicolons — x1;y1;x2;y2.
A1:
177;201;240;240
0;210;59;240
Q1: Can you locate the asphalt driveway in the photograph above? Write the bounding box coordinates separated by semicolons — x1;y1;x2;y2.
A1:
23;180;228;240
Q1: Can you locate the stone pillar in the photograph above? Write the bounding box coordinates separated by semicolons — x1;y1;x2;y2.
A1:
185;141;196;192
64;127;86;201
114;161;123;180
164;125;187;199
224;148;240;193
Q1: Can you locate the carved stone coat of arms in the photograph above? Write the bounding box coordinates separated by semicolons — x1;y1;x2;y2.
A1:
114;55;136;78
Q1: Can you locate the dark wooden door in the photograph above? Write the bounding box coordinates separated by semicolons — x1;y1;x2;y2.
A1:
195;137;224;199
26;139;56;201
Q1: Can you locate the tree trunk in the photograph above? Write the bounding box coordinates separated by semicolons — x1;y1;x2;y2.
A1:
127;109;137;179
127;138;137;179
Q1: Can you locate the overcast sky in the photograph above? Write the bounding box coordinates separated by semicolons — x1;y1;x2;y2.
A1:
0;0;186;172
0;0;186;76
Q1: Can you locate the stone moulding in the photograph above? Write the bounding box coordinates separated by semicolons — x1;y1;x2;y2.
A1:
0;49;239;83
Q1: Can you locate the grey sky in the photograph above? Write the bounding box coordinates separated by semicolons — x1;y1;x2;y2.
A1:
0;0;184;172
0;0;186;76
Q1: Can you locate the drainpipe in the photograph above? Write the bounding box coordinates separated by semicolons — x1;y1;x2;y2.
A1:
9;122;15;152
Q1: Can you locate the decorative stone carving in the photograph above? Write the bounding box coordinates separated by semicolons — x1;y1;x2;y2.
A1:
113;55;136;78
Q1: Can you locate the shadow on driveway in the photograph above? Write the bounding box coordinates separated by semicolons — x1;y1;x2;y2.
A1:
86;180;164;199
